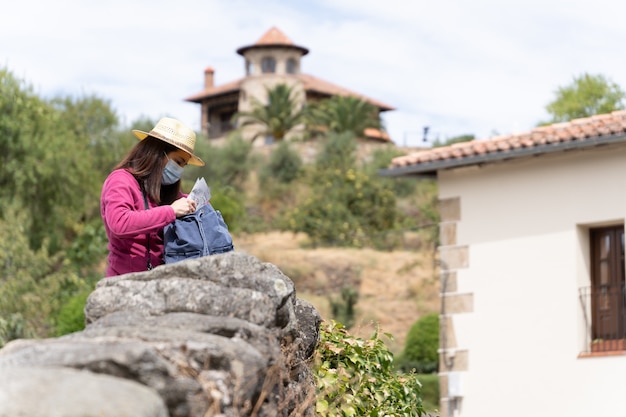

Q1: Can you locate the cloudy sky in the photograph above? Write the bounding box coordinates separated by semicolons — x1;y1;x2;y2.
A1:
3;0;626;148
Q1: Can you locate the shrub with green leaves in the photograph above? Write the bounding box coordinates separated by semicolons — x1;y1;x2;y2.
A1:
397;313;440;374
315;320;426;416
185;133;253;192
0;313;33;348
260;140;303;184
0;207;87;338
54;289;92;336
329;286;359;329
284;132;397;247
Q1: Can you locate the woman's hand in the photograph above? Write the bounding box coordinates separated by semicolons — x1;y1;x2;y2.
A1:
171;197;197;217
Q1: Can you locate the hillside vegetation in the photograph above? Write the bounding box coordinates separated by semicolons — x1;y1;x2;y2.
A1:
0;68;441;415
0;68;440;351
235;231;439;352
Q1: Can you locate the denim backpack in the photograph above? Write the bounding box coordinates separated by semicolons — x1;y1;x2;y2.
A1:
163;203;234;264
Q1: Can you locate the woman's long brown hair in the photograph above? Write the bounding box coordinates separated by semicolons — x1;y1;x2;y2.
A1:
114;137;181;205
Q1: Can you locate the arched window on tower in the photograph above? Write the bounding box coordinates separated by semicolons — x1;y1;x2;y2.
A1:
245;60;252;75
261;57;276;73
286;58;297;74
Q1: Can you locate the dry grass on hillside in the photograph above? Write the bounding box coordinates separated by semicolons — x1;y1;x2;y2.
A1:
233;231;440;353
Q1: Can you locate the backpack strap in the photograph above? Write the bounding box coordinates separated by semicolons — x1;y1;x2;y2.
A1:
140;186;153;271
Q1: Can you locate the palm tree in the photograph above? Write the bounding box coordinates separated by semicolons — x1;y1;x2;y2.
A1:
305;95;383;138
232;83;304;143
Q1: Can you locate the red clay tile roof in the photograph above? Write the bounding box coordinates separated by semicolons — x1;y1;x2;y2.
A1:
185;78;243;102
388;110;626;174
364;128;392;142
300;73;394;111
237;27;309;56
256;26;295;46
185;73;395;112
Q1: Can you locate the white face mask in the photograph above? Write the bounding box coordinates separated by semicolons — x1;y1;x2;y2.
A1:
162;155;184;185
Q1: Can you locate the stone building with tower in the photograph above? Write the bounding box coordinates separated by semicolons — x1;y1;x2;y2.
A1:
184;26;395;148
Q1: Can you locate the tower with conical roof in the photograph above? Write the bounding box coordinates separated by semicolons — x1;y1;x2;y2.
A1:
185;27;394;144
236;26;308;77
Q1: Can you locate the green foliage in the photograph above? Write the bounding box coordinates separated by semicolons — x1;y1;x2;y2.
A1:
186;133;253;192
417;374;440;412
306;95;382;138
397;313;440;374
260;141;303;184
232;83;304;142
54;289;91;336
315;320;426;416
329;287;359;329
284;132;398;248
431;134;475;148
0;67;119;252
366;146;418;198
65;219;108;276
406;179;440;246
0;208;88;338
0;313;34;348
315;131;358;171
208;188;246;233
51;93;120;174
544;73;626;123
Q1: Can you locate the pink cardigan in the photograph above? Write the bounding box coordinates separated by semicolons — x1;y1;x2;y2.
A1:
100;169;178;277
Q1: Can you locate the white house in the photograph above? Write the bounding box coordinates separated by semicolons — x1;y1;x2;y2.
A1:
381;110;626;417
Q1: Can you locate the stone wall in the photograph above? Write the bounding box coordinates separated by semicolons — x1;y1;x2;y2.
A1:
0;252;321;417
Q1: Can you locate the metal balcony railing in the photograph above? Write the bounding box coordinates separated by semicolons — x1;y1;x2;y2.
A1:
579;283;626;353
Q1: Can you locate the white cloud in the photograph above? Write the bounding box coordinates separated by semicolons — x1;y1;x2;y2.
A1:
2;0;626;148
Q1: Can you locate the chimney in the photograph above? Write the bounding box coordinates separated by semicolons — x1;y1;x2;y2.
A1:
204;67;214;88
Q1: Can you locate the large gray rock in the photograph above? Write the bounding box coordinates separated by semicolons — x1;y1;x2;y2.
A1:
0;366;168;417
0;252;321;417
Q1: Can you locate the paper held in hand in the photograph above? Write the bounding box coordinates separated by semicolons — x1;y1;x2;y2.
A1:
188;177;211;207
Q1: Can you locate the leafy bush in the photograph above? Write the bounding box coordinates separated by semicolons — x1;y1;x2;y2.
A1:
284;132;397;247
397;313;440;374
0;208;88;338
208;187;246;233
0;313;33;348
329;286;359;329
260;140;303;184
365;146;418;198
315;320;426;416
185;133;254;192
66;220;109;275
54;289;92;336
417;373;440;412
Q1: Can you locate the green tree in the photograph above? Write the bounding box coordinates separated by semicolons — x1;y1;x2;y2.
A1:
185;133;253;191
306;95;383;138
183;133;252;232
544;73;626;123
51;94;120;173
432;133;475;148
260;140;303;185
0;314;34;348
285;132;397;248
232;83;304;142
0;68;119;252
0;207;88;338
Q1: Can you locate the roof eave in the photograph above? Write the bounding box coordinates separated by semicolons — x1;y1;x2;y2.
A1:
379;132;626;178
236;44;309;56
184;89;241;103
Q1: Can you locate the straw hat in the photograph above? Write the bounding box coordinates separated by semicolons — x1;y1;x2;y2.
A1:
132;117;204;166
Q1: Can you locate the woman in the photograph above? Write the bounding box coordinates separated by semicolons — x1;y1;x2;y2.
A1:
100;117;204;277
